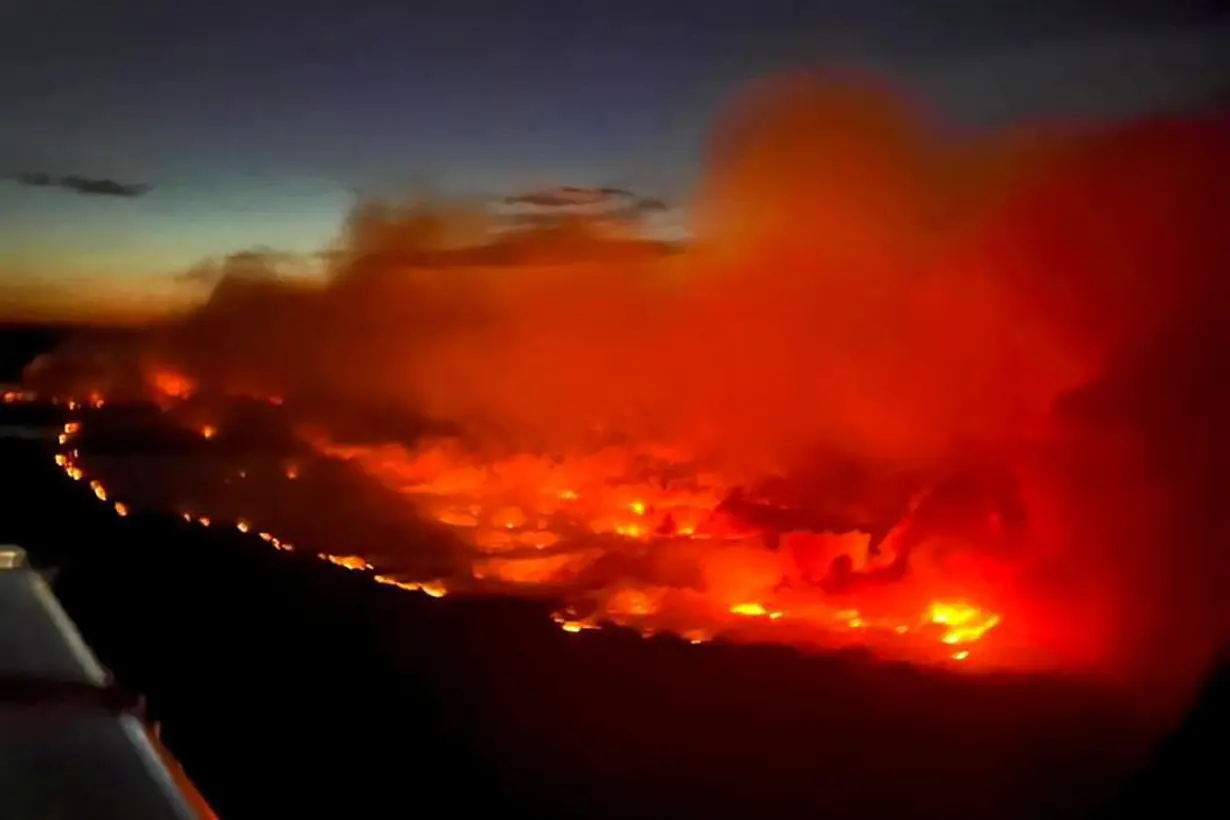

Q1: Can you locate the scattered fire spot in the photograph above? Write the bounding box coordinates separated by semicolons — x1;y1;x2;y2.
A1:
150;370;196;402
420;580;448;598
374;575;422;592
321;554;372;571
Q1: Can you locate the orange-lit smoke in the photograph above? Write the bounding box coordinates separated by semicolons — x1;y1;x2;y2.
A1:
28;71;1230;709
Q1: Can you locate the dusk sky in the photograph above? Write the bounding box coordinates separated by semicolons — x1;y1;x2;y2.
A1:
1;1;1226;319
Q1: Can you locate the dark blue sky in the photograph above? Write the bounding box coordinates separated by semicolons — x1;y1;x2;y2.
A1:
1;0;1226;315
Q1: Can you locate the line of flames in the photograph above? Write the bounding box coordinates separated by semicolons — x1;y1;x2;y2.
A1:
40;392;998;664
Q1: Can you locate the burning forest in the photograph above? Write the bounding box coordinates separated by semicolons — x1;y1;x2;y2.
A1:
23;72;1230;714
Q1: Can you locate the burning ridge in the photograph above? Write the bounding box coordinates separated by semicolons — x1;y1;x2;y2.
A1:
49;397;1006;669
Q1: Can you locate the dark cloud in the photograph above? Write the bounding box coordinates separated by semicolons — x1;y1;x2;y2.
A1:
6;171;150;197
504;186;664;211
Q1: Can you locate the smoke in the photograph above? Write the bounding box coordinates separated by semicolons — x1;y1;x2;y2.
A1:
28;70;1230;709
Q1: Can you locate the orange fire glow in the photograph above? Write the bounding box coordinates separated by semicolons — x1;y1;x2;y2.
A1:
52;406;1007;670
149;369;197;402
313;435;1009;665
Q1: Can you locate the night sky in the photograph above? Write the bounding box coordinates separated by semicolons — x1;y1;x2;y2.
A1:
1;0;1226;319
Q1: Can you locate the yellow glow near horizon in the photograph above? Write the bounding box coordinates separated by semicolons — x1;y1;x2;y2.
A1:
0;274;202;324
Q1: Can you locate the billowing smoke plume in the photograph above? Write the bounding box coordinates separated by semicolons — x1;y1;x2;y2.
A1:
28;71;1230;708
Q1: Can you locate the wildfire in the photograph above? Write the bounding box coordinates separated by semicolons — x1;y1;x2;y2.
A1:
150;369;197;402
49;405;1005;669
314;435;1006;664
321;554;372;571
928;601;1001;646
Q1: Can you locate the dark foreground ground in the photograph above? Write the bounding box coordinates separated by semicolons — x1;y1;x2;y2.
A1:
0;410;1225;820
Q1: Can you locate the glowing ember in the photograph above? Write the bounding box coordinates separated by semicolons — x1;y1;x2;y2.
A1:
149;369;196;402
374;575;423;592
420;580;449;598
321;554;372;571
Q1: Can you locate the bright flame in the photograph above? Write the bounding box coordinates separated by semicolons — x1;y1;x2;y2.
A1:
321;554;372;571
927;601;1001;646
307;436;1006;664
53;414;1010;671
150;369;196;402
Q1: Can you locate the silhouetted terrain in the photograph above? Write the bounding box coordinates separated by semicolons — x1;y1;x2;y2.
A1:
0;324;66;382
0;323;142;384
